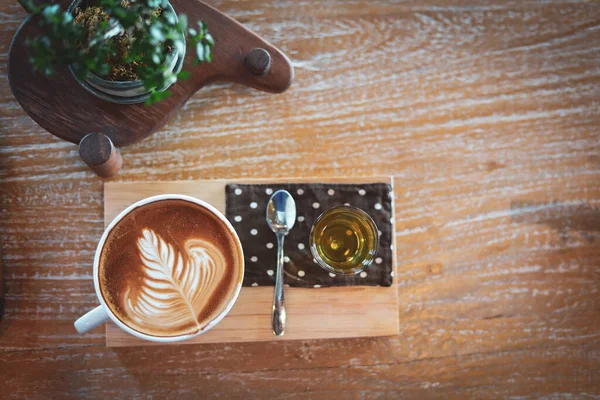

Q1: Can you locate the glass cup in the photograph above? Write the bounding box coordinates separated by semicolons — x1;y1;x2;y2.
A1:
309;205;379;276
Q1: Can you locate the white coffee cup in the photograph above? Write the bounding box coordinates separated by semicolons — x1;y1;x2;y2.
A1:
74;194;244;343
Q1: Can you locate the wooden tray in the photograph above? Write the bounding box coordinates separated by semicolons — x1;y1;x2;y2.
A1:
104;178;399;346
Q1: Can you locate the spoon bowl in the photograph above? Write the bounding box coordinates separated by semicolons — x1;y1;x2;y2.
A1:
266;190;296;233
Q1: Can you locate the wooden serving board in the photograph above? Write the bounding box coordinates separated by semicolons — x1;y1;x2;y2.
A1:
104;177;399;346
9;0;293;148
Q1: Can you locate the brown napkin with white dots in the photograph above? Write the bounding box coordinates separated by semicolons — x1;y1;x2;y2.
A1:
225;183;394;287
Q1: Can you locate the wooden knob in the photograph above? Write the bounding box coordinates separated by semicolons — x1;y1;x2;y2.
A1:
78;132;123;178
245;48;271;76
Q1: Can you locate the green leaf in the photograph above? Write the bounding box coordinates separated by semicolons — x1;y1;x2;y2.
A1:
145;89;172;106
196;42;205;61
177;14;187;31
146;0;162;8
42;4;60;18
97;63;110;76
203;44;212;62
165;12;177;25
177;71;190;80
113;8;126;19
150;25;165;41
62;12;73;24
23;0;40;13
174;38;185;54
145;95;155;106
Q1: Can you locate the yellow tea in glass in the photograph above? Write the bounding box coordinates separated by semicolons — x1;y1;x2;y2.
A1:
309;206;379;275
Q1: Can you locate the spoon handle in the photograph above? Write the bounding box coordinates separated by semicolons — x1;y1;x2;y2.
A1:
272;233;286;336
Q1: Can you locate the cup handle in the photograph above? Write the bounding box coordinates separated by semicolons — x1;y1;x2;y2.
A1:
74;305;109;334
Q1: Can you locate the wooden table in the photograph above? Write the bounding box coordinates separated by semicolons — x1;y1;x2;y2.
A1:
1;0;599;398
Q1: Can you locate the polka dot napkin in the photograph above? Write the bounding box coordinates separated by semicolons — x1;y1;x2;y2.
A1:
225;183;394;288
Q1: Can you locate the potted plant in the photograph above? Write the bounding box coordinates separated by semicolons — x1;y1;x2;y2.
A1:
25;0;214;105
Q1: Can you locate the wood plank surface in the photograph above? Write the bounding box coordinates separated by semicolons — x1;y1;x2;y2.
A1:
1;0;599;398
104;178;399;346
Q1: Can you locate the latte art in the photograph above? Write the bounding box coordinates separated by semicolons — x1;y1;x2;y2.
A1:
98;198;244;338
124;229;228;332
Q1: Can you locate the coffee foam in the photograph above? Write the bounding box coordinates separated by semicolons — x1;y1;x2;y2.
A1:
99;199;243;337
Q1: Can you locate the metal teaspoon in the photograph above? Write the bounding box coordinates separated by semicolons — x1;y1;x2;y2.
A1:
266;190;296;336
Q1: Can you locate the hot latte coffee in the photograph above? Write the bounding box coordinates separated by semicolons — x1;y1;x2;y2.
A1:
99;199;244;337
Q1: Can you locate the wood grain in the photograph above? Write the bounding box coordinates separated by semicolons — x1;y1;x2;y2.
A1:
1;0;599;398
0;247;3;320
8;0;293;147
103;178;399;346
